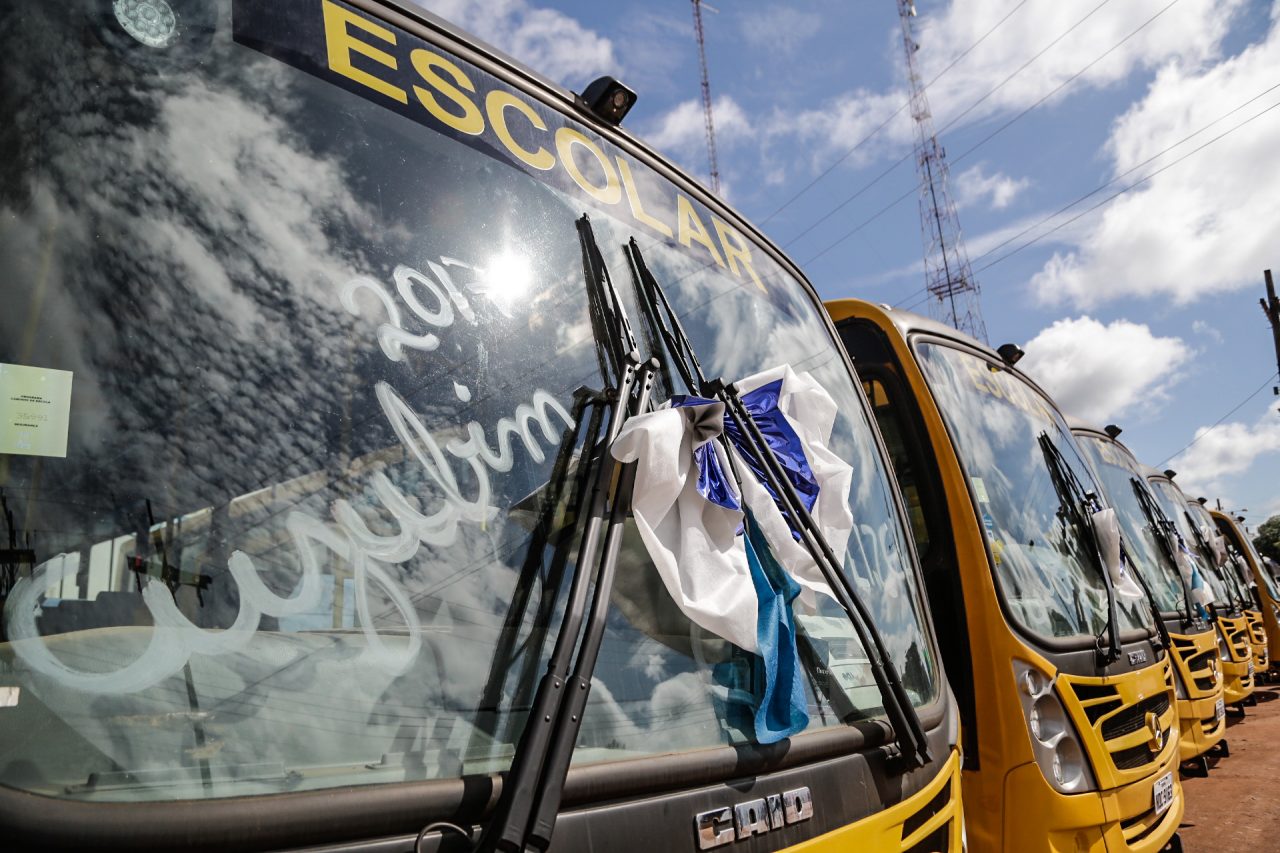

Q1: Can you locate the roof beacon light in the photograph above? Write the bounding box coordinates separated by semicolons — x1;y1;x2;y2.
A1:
996;343;1024;366
578;76;637;127
1163;469;1177;480
1104;424;1122;439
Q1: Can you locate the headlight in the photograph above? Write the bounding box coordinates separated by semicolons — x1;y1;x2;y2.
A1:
1012;660;1098;794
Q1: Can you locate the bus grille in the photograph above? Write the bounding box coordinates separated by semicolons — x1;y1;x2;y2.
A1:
1100;694;1171;741
898;772;956;852
1063;678;1176;778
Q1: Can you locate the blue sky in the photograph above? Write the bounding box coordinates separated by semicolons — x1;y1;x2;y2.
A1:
418;0;1280;529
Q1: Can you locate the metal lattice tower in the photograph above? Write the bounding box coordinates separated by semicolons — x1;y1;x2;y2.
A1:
898;0;987;342
691;0;720;193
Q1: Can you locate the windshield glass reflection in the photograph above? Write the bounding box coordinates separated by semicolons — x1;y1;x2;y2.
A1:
913;342;1153;641
1075;436;1186;616
0;0;937;803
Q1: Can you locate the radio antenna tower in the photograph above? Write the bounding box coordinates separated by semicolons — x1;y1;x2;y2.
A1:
691;0;721;193
897;0;987;342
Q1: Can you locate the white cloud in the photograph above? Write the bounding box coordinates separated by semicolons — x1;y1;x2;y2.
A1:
1191;320;1223;343
413;0;618;87
740;8;822;54
1170;400;1280;497
954;164;1029;210
640;95;751;163
1030;6;1280;307
775;0;1245;172
1020;316;1192;423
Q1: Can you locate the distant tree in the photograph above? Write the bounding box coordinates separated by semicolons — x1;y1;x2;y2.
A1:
1255;515;1280;563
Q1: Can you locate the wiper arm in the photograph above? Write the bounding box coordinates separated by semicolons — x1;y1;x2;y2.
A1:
1038;434;1122;666
473;216;656;853
625;238;931;768
1130;478;1197;629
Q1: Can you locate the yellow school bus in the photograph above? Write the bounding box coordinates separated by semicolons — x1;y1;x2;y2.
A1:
827;301;1182;852
1144;474;1256;710
1068;422;1226;775
0;1;963;850
1210;509;1279;681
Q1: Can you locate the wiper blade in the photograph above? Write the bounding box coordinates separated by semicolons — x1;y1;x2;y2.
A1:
1130;478;1198;629
1038;433;1122;666
473;216;656;853
625;238;931;768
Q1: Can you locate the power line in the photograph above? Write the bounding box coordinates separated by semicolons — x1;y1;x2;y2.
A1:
945;0;1182;171
973;96;1280;274
1159;372;1279;466
780;0;1121;250
786;0;1177;264
968;81;1280;269
760;0;1032;225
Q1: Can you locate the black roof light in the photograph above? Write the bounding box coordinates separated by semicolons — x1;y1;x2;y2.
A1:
1164;469;1177;480
1104;424;1122;438
996;343;1024;366
578;76;637;126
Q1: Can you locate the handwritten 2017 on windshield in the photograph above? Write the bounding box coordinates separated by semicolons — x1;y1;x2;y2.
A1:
7;255;571;694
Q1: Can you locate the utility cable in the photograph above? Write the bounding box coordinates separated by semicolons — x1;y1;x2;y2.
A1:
760;0;1032;225
1158;372;1279;466
973;96;1280;274
781;0;1122;250
969;81;1280;267
786;0;1179;267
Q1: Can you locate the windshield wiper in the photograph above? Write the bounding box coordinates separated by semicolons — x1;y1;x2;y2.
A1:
624;238;931;768
1038;434;1123;666
471;216;656;853
1130;478;1199;630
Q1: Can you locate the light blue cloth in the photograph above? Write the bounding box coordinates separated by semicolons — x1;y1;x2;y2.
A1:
742;509;809;743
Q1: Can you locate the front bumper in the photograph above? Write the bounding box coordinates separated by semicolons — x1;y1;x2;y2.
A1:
1002;742;1183;853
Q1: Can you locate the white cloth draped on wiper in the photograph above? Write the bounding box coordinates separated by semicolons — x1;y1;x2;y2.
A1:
1090;508;1146;600
609;364;853;743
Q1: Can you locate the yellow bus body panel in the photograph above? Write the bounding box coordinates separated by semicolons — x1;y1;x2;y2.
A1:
782;747;964;852
824;299;1183;853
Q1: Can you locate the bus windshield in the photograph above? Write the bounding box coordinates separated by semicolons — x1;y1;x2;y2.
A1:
0;0;938;804
1149;481;1234;609
1075;436;1186;617
1186;505;1257;608
913;342;1155;642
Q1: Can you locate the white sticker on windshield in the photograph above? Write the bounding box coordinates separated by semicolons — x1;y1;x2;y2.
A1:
1;363;73;458
971;476;990;504
0;686;18;708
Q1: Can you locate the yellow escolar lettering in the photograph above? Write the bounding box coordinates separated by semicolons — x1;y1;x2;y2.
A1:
555;127;621;205
712;217;766;293
617;157;673;238
322;0;407;104
410;49;484;136
486;91;554;171
676;195;726;268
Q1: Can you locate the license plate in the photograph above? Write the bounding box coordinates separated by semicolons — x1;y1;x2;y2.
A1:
1215;698;1226;721
1153;772;1175;815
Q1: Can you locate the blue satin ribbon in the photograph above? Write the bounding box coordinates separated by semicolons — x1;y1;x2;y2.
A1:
672;380;818;539
710;510;810;745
